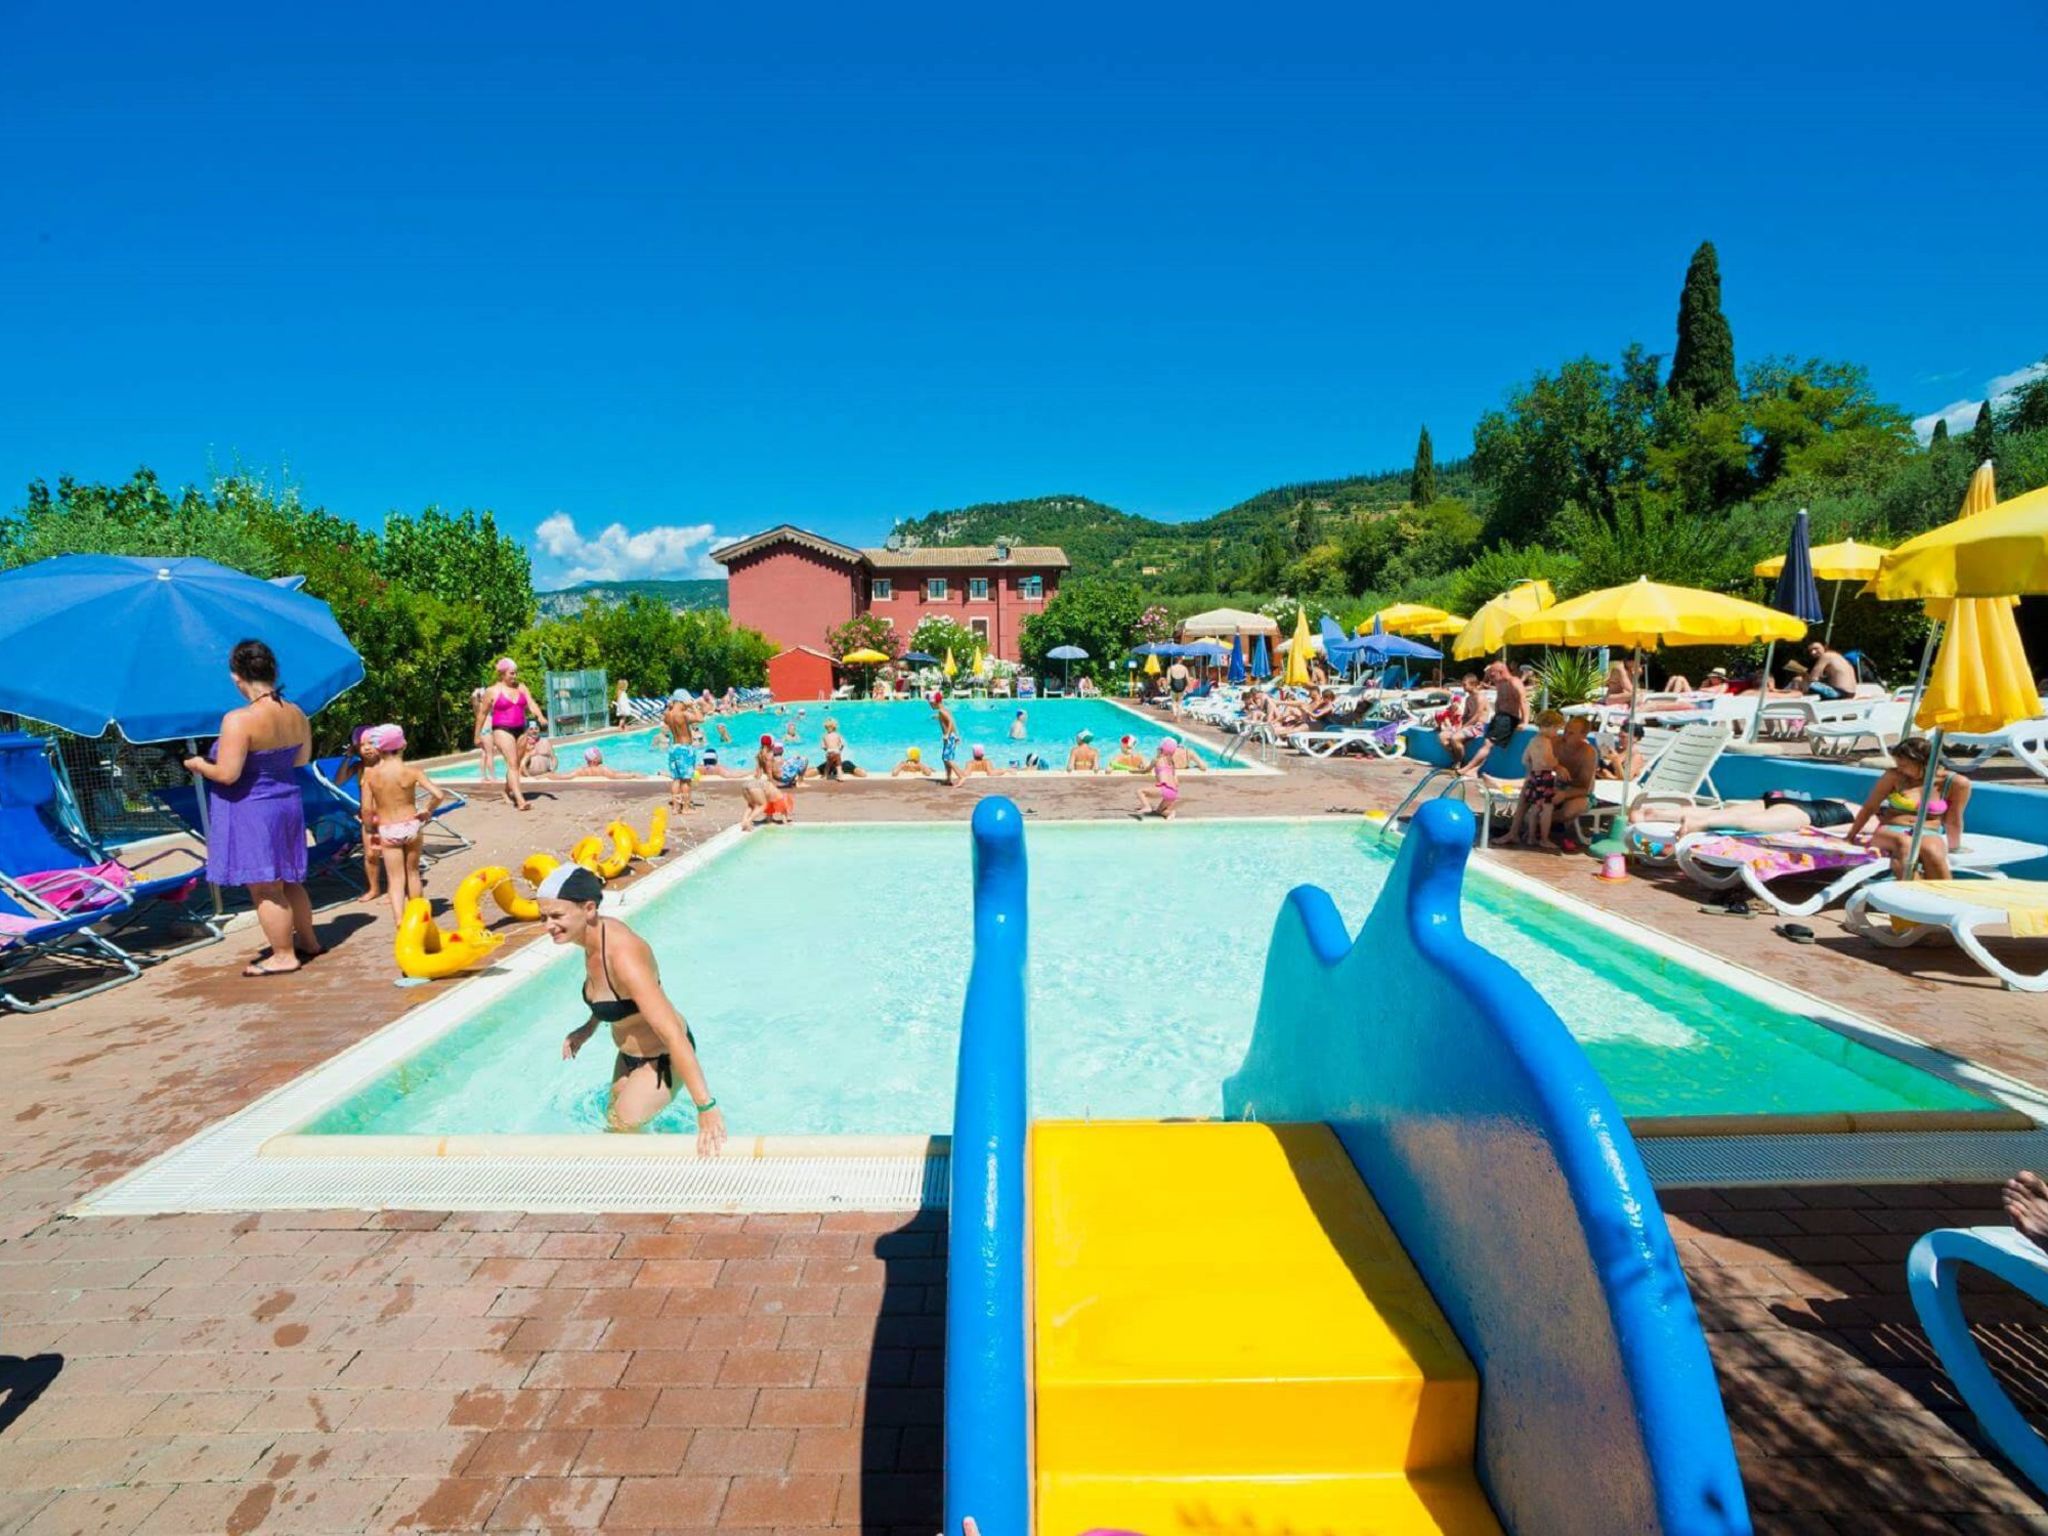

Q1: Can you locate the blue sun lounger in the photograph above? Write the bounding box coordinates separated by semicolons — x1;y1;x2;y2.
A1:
305;756;471;866
0;733;222;964
151;781;363;893
0;876;143;1013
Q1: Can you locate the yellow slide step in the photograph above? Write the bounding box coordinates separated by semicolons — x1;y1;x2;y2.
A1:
1032;1121;1500;1536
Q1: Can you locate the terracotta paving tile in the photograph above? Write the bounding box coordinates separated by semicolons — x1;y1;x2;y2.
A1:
680;1428;796;1476
465;1428;593;1478
368;1476;513;1534
623;1350;725;1388
484;1474;620;1529
600;1475;731;1530
129;1432;276;1485
546;1387;664;1431
448;1388;563;1431
646;1387;762;1430
574;1426;695;1477
721;1473;842;1528
342;1388;467;1431
19;1485;173;1536
527;1349;632;1389
715;1349;817;1389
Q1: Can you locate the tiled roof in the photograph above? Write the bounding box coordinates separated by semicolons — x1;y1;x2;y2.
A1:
860;544;1069;569
710;525;865;567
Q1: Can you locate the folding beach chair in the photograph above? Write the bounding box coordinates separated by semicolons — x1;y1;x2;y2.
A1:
307;756;471;865
152;783;363;893
0;732;222;959
0;875;143;1012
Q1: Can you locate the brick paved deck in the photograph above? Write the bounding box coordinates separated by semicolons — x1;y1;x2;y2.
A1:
1;746;2045;1532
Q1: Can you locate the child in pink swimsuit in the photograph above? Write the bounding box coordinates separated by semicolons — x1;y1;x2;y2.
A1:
1135;739;1181;820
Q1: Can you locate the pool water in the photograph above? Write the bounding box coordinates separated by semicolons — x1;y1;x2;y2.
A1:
305;821;1994;1137
432;697;1244;781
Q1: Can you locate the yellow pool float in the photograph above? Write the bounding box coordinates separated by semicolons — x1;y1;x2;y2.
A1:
454;866;508;939
570;831;632;879
394;896;504;980
492;854;556;921
621;807;667;859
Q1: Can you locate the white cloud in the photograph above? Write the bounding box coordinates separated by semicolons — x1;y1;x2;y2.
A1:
533;511;735;585
1912;360;2048;444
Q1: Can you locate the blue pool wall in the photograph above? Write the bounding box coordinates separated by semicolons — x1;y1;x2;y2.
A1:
1708;753;2048;879
942;797;1030;1536
1222;799;1751;1536
1400;722;1537;776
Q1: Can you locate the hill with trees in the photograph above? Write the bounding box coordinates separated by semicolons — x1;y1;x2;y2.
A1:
535;577;726;616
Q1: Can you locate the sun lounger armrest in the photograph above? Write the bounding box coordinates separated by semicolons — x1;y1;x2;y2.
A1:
1910;1227;2048;1495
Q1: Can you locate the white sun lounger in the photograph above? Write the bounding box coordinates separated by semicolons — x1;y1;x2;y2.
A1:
1580;722;1732;831
1945;718;2048;783
1844;878;2048;992
1675;831;2046;918
1287;723;1406;759
1910;1225;2048;1494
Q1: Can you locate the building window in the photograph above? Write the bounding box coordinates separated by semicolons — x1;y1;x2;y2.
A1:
925;577;948;600
968;577;990;601
1020;575;1044;599
870;578;892;601
969;618;990;642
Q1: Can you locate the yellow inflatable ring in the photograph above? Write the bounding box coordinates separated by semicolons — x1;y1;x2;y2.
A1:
453;866;508;941
569;835;608;877
574;827;632;880
394;896;504;980
603;820;640;871
620;807;667;860
491;854;556;921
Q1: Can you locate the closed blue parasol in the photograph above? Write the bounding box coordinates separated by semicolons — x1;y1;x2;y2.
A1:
1750;508;1828;738
1250;634;1271;677
1228;636;1247;685
0;554;364;742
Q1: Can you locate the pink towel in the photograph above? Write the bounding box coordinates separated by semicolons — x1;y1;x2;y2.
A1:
1690;831;1877;882
16;862;131;913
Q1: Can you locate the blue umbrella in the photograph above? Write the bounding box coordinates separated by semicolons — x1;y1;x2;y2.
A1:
0;555;365;742
1250;634;1271;678
1750;509;1826;739
1227;636;1247;685
1045;644;1088;688
903;651;941;666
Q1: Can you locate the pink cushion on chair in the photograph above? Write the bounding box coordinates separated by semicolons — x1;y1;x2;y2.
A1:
16;861;131;913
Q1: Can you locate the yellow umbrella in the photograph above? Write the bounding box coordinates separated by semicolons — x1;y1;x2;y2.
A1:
1872;464;2044;873
943;648;958;678
1142;651;1161;676
1903;464;2041;734
1283;608;1313;688
972;646;987;677
1360;603;1454;636
839;648;890;665
1453;580;1555;660
1752;538;1889;582
1507;578;1806;814
1872;479;2048;603
1415;613;1469;638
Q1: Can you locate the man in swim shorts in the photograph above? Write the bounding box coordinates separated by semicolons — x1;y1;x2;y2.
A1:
1457;661;1527;778
932;693;965;787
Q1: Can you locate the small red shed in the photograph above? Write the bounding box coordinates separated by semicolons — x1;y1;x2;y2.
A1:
766;646;838;702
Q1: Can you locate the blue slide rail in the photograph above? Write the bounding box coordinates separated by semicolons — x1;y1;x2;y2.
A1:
943;797;1031;1536
1224;799;1750;1535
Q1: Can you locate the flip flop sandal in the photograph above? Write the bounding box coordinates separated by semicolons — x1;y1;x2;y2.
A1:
1700;900;1754;917
1774;923;1815;945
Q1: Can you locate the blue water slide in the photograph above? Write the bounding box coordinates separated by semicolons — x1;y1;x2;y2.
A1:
943;797;1031;1536
1224;798;1750;1535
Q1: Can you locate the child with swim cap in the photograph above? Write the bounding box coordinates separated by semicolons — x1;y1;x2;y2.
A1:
1135;738;1181;821
361;725;448;922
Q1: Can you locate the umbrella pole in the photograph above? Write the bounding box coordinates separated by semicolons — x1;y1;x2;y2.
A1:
1823;580;1844;647
1748;641;1778;743
1622;647;1642;819
1902;727;1945;882
187;736;223;920
1900;621;1943;747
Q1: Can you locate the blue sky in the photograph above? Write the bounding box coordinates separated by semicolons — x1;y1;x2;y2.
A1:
4;3;2044;588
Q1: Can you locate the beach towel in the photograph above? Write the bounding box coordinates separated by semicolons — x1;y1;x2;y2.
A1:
15;861;133;914
1684;831;1878;882
1895;880;2048;939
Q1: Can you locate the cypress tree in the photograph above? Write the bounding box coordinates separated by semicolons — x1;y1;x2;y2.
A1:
1667;241;1738;409
1292;497;1319;554
1410;425;1437;507
1929;418;1949;448
1970;401;1997;465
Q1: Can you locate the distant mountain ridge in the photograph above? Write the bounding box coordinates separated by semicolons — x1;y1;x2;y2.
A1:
535;577;727;616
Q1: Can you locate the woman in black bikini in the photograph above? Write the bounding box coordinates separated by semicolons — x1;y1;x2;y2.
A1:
539;866;726;1147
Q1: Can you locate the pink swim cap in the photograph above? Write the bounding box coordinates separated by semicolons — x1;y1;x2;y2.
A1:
495;657;517;675
971;744;986;758
370;724;406;753
584;747;603;766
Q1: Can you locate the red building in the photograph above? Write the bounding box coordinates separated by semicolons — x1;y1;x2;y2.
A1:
712;525;1069;665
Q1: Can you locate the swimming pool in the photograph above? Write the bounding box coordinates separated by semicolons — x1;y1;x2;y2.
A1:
303;819;2001;1138
430;697;1249;781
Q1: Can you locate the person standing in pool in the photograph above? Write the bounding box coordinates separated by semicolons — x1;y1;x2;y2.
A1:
547;865;726;1145
931;693;965;787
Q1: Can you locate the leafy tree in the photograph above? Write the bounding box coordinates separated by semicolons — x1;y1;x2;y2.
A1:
1017;577;1145;680
1443;542;1581;614
1291;497;1319;555
1668;241;1737;409
1473;348;1663;543
1252;526;1289;591
823;612;902;662
674;611;774;692
1971;401;1997;465
1929;418;1950;447
1743;359;1913;489
1999;370;2048;436
1410;425;1436;508
908;616;983;667
377;506;533;655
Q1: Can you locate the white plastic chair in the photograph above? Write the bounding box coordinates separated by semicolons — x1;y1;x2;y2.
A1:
1845;879;2048;992
1580;722;1732;830
1675;830;2044;918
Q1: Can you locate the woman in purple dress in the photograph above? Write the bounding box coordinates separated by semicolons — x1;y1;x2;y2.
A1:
183;639;324;978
